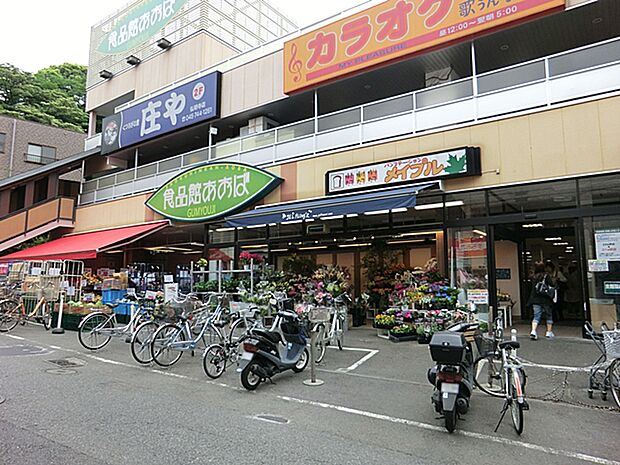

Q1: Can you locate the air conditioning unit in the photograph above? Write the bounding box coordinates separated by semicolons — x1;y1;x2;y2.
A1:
306;223;328;235
240;116;279;137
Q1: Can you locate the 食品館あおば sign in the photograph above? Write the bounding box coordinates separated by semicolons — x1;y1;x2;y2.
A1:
326;147;480;194
98;0;189;54
146;163;283;222
101;72;220;155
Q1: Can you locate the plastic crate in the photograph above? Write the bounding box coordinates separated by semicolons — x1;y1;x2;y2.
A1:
113;302;133;316
102;289;127;305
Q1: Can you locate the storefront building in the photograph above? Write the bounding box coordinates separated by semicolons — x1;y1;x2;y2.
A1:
3;0;620;333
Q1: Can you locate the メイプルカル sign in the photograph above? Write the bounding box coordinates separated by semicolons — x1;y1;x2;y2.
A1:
145;163;283;222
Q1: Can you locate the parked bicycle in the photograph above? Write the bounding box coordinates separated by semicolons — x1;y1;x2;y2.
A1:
130;293;204;364
473;324;529;435
150;294;230;367
312;293;350;363
0;282;54;332
77;296;155;350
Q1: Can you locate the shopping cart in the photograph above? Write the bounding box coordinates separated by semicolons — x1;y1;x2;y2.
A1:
584;321;617;400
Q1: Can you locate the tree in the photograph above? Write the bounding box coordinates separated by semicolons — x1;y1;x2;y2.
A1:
0;63;87;133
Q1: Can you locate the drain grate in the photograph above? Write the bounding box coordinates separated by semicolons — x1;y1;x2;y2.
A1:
253;414;290;425
46;358;86;368
45;368;78;375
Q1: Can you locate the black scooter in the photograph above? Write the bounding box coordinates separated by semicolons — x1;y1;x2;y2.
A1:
427;322;481;433
237;309;309;390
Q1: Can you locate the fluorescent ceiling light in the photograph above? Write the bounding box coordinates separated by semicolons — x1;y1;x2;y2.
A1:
387;239;429;245
338;243;371;248
321;215;344;220
241;244;268;249
522;223;543;228
391;208;408;213
247;224;267;229
215;227;235;232
414;201;464;211
545;237;562;241
282;220;303;225
397;230;442;237
363;210;390;216
553;242;569;246
299;246;328;251
270;248;289;253
346;214;359;218
473;229;487;237
105;250;123;254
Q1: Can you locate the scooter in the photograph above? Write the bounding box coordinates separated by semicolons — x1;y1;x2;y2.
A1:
237;308;309;391
427;322;481;433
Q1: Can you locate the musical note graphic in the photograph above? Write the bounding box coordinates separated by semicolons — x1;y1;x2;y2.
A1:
288;43;303;83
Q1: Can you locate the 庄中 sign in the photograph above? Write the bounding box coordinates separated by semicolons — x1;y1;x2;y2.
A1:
101;72;220;154
326;147;480;194
284;0;565;94
98;0;189;55
145;163;282;222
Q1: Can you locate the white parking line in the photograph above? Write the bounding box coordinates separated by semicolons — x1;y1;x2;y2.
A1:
277;395;620;465
519;358;593;373
338;348;379;373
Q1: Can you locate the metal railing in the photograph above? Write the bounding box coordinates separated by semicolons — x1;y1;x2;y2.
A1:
80;36;620;206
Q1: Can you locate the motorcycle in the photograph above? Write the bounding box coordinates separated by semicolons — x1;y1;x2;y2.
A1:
237;308;309;391
427;322;481;433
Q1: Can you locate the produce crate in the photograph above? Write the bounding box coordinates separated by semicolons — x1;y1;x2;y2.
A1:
51;312;84;332
102;289;127;305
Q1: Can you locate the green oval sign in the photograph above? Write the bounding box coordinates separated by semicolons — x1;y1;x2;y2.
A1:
146;163;283;222
97;0;189;55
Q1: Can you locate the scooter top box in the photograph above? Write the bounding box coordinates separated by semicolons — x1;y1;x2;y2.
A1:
429;332;467;365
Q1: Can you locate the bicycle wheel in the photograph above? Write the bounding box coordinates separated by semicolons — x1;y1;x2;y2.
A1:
229;318;253;345
609;358;620;409
314;324;326;364
510;370;524;435
152;324;185;367
336;316;344;351
203;344;227;379
131;320;159;364
78;313;113;350
0;299;20;332
41;302;52;330
473;353;504;398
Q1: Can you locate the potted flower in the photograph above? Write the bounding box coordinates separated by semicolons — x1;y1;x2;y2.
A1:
374;313;396;339
239;252;264;270
416;324;432;344
197;258;208;272
389;324;418;343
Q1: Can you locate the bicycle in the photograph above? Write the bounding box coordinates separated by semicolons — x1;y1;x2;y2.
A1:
602;327;620;408
311;294;350;364
130;293;204;364
150;294;230;367
77;296;156;351
0;283;54;332
473;326;528;435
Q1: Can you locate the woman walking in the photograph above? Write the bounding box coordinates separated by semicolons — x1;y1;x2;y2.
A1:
527;262;556;340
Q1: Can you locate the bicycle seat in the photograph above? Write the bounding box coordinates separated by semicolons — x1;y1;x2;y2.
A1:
499;340;520;350
252;329;281;344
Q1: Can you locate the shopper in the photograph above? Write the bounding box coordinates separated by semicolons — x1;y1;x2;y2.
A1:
564;263;581;320
527;262;556;340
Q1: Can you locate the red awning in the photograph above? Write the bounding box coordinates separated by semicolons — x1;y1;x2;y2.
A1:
0;221;169;262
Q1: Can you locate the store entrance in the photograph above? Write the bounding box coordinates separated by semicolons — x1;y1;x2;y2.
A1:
493;220;585;334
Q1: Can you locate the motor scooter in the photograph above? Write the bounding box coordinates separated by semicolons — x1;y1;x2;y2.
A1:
427;322;481;432
237;309;309;390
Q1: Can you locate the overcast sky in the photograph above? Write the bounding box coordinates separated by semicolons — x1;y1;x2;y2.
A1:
1;0;367;72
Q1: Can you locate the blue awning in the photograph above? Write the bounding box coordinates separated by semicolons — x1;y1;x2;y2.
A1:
225;183;436;228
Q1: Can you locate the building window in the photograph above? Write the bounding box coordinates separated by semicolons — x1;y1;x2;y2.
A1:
34;177;49;203
25;144;56;164
0;133;5;153
9;186;26;213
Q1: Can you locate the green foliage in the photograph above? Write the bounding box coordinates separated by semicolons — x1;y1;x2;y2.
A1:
0;62;87;133
282;255;317;276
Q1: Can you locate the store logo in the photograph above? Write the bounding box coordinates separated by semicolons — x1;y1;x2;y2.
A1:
192;82;205;101
146;162;282;222
97;0;189;55
103;120;119;146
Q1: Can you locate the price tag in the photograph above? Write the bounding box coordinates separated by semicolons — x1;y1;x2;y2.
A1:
145;290;157;300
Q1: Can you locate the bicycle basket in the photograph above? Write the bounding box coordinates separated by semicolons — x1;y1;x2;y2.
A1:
230;301;257;318
603;330;620;359
478;335;497;357
309;307;331;323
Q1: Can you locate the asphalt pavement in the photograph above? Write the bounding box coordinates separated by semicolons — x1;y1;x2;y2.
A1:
0;325;619;465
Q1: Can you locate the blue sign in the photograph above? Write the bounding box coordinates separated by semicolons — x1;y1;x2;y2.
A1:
101;72;220;154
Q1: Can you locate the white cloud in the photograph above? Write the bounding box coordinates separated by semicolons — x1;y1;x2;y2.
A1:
0;0;368;72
